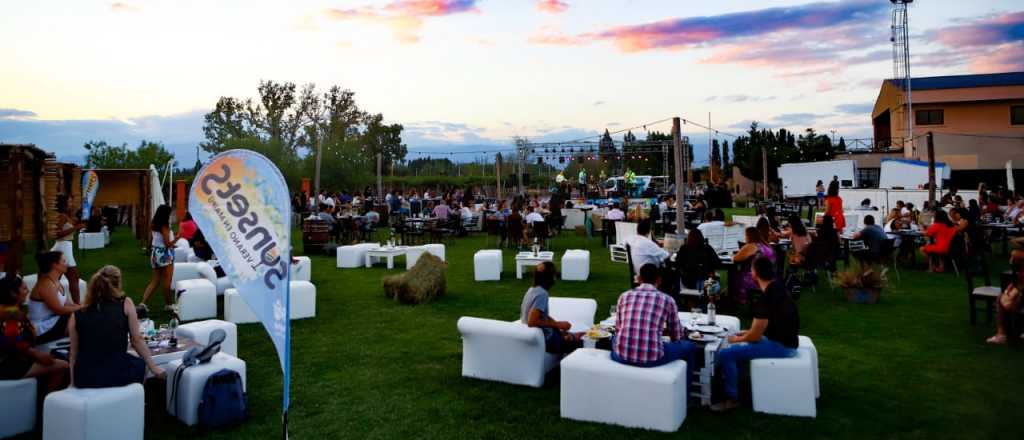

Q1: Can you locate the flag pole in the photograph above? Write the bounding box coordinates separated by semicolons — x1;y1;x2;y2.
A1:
283;252;292;440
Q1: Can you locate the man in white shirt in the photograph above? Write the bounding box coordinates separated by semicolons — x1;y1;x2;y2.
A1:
606;203;626;221
697;211;725;234
627;220;670;274
525;206;545;225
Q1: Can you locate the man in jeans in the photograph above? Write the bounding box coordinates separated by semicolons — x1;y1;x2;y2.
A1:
712;256;800;412
612;264;697;374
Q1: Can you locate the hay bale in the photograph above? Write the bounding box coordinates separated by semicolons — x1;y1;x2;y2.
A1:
383;252;447;305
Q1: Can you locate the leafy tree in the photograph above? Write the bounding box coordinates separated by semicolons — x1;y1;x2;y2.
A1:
83;140;176;169
722;140;730;175
837;137;847;151
711;139;721;181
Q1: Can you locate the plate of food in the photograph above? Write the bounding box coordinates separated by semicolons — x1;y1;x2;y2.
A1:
695;324;726;334
586;327;611;339
688;333;719;343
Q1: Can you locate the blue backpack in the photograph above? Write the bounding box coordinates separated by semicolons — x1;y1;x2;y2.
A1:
197;369;248;428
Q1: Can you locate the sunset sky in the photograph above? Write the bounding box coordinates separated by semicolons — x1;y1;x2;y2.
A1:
1;0;1022;164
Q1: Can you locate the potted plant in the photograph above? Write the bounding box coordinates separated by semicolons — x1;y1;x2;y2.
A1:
834;262;888;304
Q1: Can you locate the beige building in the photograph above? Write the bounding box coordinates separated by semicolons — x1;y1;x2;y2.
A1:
871;72;1024;187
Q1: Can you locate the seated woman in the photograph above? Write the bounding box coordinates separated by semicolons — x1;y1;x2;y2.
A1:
520;262;582;354
1;276;69;393
922;210;958;273
781;215;813;267
756;217;781;244
988;249;1024;344
179;212;198;242
29;251;82;345
69;266;164;388
674;229;720;294
733;227;776;304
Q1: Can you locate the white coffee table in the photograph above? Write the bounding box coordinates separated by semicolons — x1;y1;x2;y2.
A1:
366;246;409;269
514;251;554;279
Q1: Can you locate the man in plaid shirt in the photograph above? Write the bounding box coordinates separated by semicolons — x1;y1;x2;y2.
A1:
612;264;697;371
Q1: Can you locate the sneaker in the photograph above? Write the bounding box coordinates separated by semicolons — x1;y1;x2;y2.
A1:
710;399;740;413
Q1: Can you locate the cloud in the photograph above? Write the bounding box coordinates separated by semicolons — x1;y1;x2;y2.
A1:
922;11;1024;73
324;0;480;44
592;100;605;106
705;95;776;103
0;108;38;119
537;0;568;14
0;110;207;163
109;2;140;12
835;103;874;115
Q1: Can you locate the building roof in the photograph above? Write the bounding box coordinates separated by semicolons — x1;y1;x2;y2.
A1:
889;72;1024;91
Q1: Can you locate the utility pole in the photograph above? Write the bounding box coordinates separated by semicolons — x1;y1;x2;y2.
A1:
762;146;769;200
314;135;323;199
672;117;685;231
708;112;714;183
927;131;935;206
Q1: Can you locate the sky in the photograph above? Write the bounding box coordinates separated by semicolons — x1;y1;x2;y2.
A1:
1;0;1022;166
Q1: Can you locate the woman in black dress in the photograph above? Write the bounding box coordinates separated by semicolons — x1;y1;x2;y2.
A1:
69;266;165;388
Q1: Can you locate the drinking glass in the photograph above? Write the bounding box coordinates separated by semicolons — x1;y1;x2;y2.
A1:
691;308;702;323
609;304;617;318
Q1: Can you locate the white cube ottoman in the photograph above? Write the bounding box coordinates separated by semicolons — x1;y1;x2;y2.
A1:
0;378;37;438
43;383;145;440
175;319;238;357
799;335;820;398
224;288;257;324
751;348;817;418
78;232;105;250
422;243;446;261
337;243;379;268
224;281;316;323
560;348;687;432
166;353;247;427
175;279;218;322
560;249;591;281
473;250;502;281
291;256;311;282
215;277;233;296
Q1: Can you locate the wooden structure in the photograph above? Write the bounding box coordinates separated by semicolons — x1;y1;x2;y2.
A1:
1;144;81;276
91;169;154;243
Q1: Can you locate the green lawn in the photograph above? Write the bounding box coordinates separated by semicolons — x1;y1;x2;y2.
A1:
16;211;1023;440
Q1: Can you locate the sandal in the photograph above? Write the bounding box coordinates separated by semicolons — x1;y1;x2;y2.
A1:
986;335;1007;345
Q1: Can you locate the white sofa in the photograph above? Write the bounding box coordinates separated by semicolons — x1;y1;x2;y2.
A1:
0;378;37;438
560;348;687;432
43;384;145;440
291;256;311;282
224;281;316;324
174;279;218;322
337;243;379;268
166;352;247;426
174;319;238;357
173;239;191;263
78;231;106;250
457;297;596;387
561;249;590;281
171;262;218;291
22;274;88;304
473;250;502;281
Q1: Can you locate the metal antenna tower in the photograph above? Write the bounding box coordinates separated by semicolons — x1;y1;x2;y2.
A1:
891;0;914;152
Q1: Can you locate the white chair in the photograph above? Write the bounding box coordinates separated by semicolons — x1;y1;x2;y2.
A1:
561;249;590;281
457;297;596;387
722;225;746;254
732;215;761;226
614;221;638;245
703;225;726;254
291;256;311;282
473;250;502;281
43;384;145;440
560;348;687;432
102;226;110;245
336;243;379;268
0;377;37;438
78;231;105;249
562;208;585;230
174;319;238;357
166;353;246;426
170;262;218;291
750;348;817;418
223;281;316;323
174;279;217;321
799;335;820;398
173;238;191;263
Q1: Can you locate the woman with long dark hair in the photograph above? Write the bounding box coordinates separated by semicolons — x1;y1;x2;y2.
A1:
52;194;84;303
823;181;845;232
141;205;175;308
733;227;776;304
1;275;69;392
675;229;720;293
29;251;82;344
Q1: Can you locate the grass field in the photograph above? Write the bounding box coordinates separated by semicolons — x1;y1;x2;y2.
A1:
15;209;1023;439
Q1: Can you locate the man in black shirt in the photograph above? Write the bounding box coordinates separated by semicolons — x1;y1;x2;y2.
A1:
711;256;799;412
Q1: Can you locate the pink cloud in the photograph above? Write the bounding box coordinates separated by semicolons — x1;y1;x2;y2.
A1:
324;0;479;44
920;11;1024;74
930;11;1024;47
537;0;569;14
968;43;1024;73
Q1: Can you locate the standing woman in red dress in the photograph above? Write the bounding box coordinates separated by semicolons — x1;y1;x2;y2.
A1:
823;180;845;233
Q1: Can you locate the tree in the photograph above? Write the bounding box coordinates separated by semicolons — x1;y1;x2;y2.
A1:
83;140;176;169
722;140;730;175
837;137;847;151
710;139;721;182
361;113;406;175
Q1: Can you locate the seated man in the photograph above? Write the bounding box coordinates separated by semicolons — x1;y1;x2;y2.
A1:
712;257;799;412
612;264;697;371
605;203;626;221
520;262;581;353
852;214;887;263
524;206;545;225
627;220;670;274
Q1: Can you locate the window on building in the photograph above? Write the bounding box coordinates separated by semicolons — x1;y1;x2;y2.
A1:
915;109;944;126
856;168;880;189
1012;105;1024;125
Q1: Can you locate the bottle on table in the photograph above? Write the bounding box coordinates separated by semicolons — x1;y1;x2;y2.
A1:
168;314;179;348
